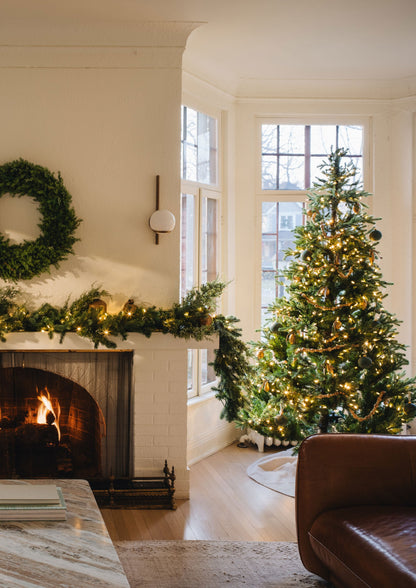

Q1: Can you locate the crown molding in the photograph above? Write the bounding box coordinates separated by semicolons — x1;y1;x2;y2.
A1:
0;21;203;69
0;20;202;49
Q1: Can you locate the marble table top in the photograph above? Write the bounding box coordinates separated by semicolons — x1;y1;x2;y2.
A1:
0;479;130;587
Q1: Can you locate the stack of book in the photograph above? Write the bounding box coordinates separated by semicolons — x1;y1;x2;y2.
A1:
0;484;67;521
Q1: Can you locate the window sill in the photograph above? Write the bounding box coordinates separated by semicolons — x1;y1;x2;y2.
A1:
187;388;218;406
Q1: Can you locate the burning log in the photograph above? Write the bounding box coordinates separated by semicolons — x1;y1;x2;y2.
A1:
15;423;59;447
13;423;59;477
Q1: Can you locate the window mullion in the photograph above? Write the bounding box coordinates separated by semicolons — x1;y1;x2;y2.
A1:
305;125;311;189
276;125;280;190
275;202;280;301
196;191;202;288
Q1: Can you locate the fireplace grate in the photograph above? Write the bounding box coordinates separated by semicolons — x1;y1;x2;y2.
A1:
89;460;176;510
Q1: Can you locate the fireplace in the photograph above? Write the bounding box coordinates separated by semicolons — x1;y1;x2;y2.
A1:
0;332;218;499
0;350;133;480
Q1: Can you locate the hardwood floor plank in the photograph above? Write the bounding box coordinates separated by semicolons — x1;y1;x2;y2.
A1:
101;442;297;542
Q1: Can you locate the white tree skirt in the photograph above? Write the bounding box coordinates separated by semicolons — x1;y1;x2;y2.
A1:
246;450;297;497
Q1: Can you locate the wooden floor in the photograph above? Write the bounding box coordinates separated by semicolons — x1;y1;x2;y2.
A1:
101;442;297;542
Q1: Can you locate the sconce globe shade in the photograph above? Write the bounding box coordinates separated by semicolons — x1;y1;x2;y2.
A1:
149;209;176;234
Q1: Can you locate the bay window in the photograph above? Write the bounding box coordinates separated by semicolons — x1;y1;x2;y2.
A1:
181;105;220;399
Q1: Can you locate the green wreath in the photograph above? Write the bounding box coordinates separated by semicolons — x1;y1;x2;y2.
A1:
0;159;81;281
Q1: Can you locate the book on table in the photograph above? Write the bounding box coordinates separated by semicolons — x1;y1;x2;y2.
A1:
0;484;67;521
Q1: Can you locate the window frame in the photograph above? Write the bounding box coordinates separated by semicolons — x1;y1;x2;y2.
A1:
181;105;220;188
255;116;370;330
180;183;221;299
180;103;222;400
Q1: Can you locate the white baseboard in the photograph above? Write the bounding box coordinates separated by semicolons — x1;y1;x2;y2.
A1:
187;423;239;466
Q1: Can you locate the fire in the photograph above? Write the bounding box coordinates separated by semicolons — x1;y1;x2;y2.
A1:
37;387;61;440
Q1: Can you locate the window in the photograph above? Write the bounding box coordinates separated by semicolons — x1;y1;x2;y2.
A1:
180;189;219;300
261;201;305;325
261;124;363;190
181;105;220;399
181;106;217;185
260;123;364;326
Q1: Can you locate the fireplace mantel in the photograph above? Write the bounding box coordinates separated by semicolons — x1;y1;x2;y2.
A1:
0;332;218;499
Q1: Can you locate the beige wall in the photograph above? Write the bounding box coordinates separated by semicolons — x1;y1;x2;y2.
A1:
0;22;197;311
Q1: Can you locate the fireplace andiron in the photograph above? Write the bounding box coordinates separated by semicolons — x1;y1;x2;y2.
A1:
89;460;176;510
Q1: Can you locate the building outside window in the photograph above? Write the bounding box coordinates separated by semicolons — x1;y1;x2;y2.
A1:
181;105;220;399
260;123;364;326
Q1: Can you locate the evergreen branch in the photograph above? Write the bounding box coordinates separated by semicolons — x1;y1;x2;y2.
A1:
0;281;251;423
348;391;386;422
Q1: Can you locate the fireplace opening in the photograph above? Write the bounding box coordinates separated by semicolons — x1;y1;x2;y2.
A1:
0;351;133;480
0;367;103;478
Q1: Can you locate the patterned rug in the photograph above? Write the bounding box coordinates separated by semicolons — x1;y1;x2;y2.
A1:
114;540;328;587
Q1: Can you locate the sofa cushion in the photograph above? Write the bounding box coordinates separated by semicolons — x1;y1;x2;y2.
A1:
309;505;416;588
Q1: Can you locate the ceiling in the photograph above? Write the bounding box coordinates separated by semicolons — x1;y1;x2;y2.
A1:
2;0;416;97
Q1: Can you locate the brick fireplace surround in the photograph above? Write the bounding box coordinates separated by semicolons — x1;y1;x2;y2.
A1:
0;332;217;499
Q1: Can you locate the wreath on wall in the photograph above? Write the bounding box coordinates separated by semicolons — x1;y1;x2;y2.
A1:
0;159;81;281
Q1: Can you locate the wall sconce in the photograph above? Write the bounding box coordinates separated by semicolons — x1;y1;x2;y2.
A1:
149;175;176;244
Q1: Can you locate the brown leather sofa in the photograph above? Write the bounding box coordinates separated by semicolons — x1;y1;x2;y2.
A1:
296;433;416;587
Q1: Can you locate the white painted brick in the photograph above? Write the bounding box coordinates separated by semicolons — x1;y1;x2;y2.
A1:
168;411;188;426
133;352;156;362
133;370;155;383
134;435;155;447
168;358;185;371
168;381;187;395
144;359;170;370
169;401;188;415
155;350;186;362
135;446;169;459
154;370;183;384
134;382;153;402
147;382;169;396
152;402;170;415
134;414;154;425
153;414;172;425
134;402;156;416
135;457;156;470
154;435;186;448
136;423;169;436
167;446;186;460
169;424;188;437
172;467;190;499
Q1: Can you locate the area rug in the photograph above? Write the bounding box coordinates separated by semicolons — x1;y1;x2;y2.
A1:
114;540;327;587
247;450;298;497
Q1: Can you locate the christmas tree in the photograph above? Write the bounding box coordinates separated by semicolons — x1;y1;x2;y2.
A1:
239;149;416;443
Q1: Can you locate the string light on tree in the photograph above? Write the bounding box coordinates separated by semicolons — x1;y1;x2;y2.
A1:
237;149;416;442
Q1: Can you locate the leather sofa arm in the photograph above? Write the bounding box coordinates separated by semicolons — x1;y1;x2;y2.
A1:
295;433;416;578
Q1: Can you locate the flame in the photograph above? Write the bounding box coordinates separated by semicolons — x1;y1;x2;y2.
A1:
37;387;61;441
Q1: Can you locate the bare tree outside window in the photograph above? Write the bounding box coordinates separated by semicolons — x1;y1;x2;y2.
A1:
262;124;363;190
260;123;363;327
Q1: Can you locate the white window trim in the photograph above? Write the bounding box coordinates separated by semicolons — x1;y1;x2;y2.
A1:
255;116;371;331
181;183;221;293
181;103;222;192
199;187;221;287
180;103;222;400
183;186;221;400
255;115;372;197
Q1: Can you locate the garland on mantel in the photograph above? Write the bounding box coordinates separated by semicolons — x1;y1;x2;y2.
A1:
0;280;252;422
